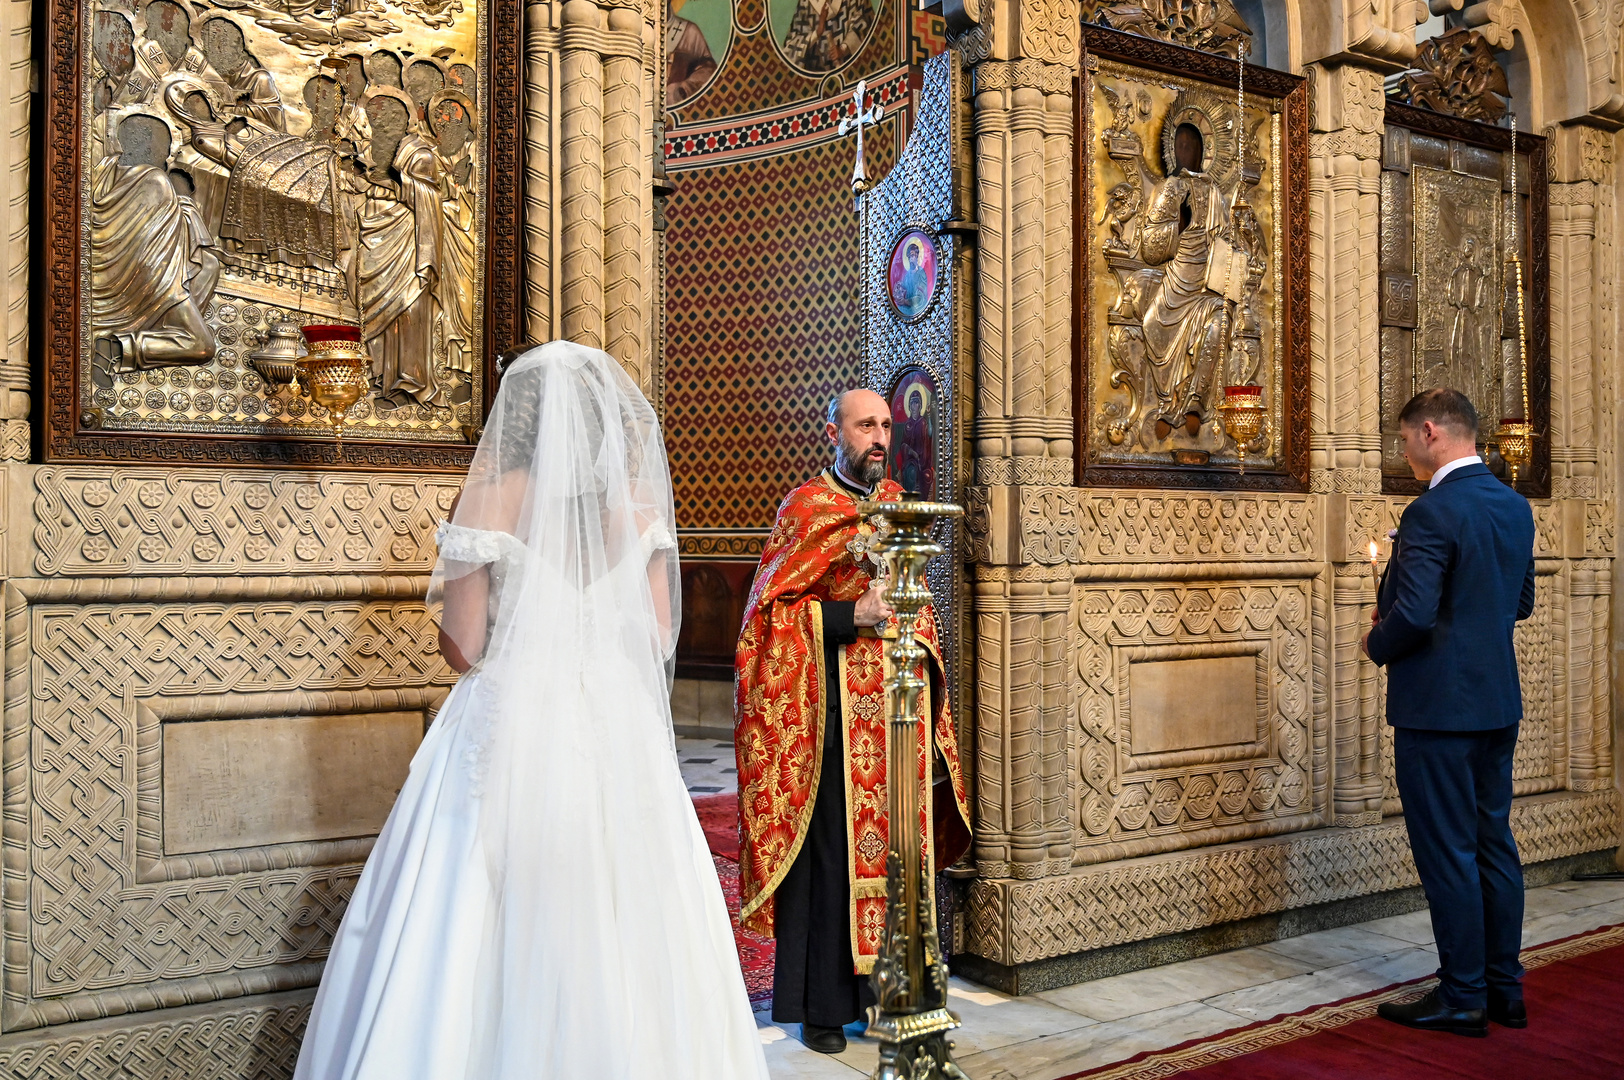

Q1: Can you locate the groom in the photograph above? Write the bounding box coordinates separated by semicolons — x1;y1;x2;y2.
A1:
734;389;971;1054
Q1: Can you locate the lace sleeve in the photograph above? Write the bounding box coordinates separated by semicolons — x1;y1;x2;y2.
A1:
436;520;516;565
640;521;677;560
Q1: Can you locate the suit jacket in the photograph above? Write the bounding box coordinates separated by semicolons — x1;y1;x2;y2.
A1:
1368;461;1536;731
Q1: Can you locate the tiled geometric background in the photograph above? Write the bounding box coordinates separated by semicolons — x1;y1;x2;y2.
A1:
664;0;943;533
665;132;899;530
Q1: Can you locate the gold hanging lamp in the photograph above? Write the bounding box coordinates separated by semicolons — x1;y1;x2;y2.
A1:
297;324;369;443
1497;114;1535;485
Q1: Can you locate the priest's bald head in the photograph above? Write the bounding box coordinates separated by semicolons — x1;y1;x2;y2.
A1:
825;388;892;488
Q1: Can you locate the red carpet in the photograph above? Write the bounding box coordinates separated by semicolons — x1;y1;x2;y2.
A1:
693;793;774;1008
1064;923;1624;1080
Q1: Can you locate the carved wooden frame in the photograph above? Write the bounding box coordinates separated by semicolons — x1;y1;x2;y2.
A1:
38;0;525;471
1379;100;1550;499
1072;25;1310;492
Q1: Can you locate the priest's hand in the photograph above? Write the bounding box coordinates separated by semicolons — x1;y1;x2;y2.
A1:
854;580;894;627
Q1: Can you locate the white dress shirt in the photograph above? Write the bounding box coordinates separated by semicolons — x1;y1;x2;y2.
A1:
1429;454;1483;489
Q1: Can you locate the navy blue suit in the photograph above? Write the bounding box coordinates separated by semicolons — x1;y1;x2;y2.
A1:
1368;461;1535;1010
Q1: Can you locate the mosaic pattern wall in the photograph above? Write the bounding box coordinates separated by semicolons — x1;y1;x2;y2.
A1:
664;0;945;541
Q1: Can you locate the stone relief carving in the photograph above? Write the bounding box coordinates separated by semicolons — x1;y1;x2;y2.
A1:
34;467;462;575
1081;0;1253;59
1071;578;1323;864
966;788;1620;966
1392;28;1509;123
4;576;453;1028
1511;572;1560;793
0;993;312;1079
967;488;1318;566
1080;491;1314;561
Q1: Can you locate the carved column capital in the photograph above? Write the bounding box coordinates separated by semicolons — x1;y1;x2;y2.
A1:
955;0;1078;71
1307;61;1386;137
1300;0;1425;72
1547;122;1616;186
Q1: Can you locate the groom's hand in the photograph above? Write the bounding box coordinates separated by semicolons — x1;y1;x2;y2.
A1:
854;580;894;627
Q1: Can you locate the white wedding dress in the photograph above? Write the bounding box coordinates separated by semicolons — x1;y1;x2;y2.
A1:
293;343;768;1080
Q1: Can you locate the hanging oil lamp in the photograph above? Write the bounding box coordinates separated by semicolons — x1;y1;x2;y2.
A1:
1218;384;1265;473
297;324;370;443
1496;114;1535;485
246;320;307;393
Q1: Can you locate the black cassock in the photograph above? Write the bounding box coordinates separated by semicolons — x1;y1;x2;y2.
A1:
769;598;876;1029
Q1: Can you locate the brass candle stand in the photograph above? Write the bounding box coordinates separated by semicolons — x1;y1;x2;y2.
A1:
855;493;969;1080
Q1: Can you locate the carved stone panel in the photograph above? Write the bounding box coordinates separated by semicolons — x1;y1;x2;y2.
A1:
1075;28;1309;490
1071;575;1326;864
3;576;454;1030
33;466;463;576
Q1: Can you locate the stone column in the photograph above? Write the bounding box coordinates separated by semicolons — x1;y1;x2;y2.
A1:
601;2;651;391
958;0;1079;882
970;60;1074;487
1306;60;1388;823
560;0;607;350
533;0;661;397
1548;124;1616;797
1305;61;1384;496
0;0;27;461
523;0;556;345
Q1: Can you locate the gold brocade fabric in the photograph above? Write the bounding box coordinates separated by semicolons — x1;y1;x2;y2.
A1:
734;472;969;972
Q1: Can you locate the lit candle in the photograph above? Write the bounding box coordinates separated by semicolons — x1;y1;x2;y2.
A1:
1368;539;1380;600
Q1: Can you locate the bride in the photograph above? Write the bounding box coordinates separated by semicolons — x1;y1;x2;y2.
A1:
294;342;770;1079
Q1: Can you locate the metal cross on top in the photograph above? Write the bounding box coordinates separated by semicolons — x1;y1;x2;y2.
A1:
838;79;883;198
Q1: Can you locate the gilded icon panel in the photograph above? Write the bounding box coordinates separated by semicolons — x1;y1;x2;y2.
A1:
1074;29;1309;491
1377;104;1549;496
1412;165;1502;437
45;0;520;467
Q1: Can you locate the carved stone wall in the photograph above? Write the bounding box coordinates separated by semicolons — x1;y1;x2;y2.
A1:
958;0;1624;985
0;465;460;1073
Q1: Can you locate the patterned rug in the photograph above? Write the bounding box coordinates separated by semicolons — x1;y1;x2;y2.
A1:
1062;922;1624;1080
694;793;774;1009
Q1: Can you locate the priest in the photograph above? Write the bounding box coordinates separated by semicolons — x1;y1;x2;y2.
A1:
734;388;970;1055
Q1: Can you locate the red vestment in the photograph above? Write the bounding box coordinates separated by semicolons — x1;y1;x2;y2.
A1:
734;471;969;973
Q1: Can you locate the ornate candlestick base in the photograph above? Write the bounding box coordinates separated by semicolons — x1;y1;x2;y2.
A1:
856;493;969;1080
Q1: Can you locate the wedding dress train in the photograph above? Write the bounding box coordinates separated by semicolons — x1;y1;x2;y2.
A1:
293;342;769;1080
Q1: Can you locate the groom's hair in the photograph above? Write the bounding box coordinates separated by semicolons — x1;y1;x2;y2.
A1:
1398;387;1478;437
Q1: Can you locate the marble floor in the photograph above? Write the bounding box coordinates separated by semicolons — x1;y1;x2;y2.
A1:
674;743;1624;1079
677;734;739;796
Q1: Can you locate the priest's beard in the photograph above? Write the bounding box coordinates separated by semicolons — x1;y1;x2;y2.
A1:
838;433;887;488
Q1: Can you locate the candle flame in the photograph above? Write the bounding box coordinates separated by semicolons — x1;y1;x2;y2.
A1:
1368;540;1379;561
